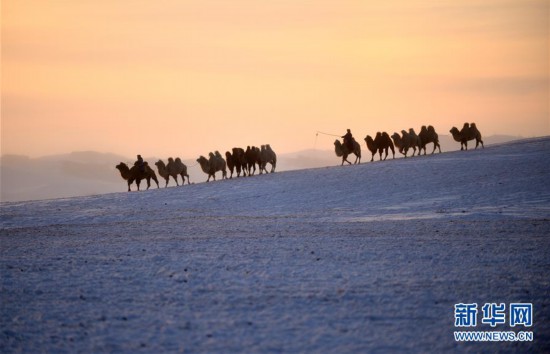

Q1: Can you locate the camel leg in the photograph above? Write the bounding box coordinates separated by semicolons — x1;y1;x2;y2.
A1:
476;139;484;149
127;179;132;192
146;177;151;190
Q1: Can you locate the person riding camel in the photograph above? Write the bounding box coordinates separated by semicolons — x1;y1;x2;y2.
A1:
342;129;354;152
135;154;145;173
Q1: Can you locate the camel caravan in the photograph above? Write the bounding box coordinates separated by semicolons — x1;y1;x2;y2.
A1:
334;122;483;164
197;145;277;181
116;145;277;191
115;122;483;191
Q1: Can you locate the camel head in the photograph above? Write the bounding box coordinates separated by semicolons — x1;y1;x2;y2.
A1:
391;132;401;143
115;162;128;171
365;135;376;152
197;156;209;166
449;127;461;141
115;162;131;179
155;160;165;169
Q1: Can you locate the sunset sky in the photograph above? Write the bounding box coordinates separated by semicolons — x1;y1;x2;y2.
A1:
2;0;548;159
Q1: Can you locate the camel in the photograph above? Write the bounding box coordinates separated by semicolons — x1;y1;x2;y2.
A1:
115;162;160;192
408;128;421;156
391;130;416;158
197;152;227;182
171;158;190;185
334;138;361;165
365;132;395;162
418;125;442;155
232;147;247;177
364;135;378;162
155;157;190;187
245;146;261;176
375;132;395;161
450;123;484;150
259;144;277;174
225;151;235;178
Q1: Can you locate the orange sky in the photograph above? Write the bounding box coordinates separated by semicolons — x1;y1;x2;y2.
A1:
2;0;548;158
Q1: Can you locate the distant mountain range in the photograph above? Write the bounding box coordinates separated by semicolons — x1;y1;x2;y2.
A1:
0;135;523;202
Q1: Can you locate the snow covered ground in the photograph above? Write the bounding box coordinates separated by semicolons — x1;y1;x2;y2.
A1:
1;137;549;353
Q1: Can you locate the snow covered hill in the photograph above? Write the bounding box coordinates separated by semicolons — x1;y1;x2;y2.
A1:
1;137;549;352
0;134;522;202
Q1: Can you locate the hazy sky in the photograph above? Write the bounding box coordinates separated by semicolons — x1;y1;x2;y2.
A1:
2;0;548;158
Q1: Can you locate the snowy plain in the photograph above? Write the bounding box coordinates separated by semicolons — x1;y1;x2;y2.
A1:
1;137;549;353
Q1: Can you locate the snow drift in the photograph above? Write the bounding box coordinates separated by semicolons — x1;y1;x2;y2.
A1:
1;137;549;352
